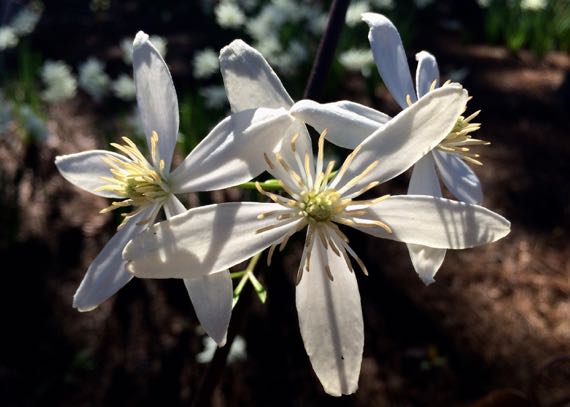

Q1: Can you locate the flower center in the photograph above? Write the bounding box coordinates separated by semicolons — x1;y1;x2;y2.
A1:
408;81;489;166
301;189;342;222
96;131;170;229
436;108;489;166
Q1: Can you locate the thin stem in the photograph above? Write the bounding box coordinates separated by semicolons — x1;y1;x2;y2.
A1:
303;0;352;101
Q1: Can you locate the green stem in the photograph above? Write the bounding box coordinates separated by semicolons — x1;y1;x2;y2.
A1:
239;179;283;191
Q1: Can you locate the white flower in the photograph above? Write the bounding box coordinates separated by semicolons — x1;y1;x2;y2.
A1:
10;5;42;36
79;58;110;101
0;27;19;50
196;335;247;364
55;32;296;344
123;85;510;396
247;5;287;41
346;1;370;27
339;48;374;76
360;13;490;283
41;60;77;103
521;0;547;11
111;74;136;101
193;48;219;79
215;1;246;29
199;85;228;109
476;0;491;8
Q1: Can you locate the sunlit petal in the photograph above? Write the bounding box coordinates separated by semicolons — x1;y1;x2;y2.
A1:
133;31;178;172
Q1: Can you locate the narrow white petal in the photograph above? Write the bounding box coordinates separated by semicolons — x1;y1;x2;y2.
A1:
73;204;159;311
415;51;440;98
362;12;416;108
184;271;233;347
55;150;129;198
219;39;293;112
352;195;510;249
133;31;178;172
265;120;314;191
296;230;363;396
433;150;483;204
406;244;447;285
333;85;468;196
163;194;186;218
124;202;302;279
406;154;446;283
407;154;442;196
290;100;390;149
169;107;294;193
163;195;233;347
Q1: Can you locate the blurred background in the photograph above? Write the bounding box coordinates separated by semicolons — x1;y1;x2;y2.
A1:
0;0;569;406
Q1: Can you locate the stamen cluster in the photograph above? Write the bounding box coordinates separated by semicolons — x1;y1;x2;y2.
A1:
96;132;170;229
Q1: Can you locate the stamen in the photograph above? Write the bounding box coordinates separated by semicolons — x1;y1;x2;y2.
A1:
290;133;299;152
337;160;380;195
406;94;413;106
429;79;438;92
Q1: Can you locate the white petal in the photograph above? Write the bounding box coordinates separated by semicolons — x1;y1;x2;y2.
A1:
265;120;315;191
333;85;468;196
352;195;510;249
133;31;179;172
406;154;446;284
362;12;416;108
406;244;446;285
184;271;233;347
163;195;233;347
55;150;128;198
124;202;303;279
290;100;390;149
219;39;293;112
73;204;159;311
163;194;186;218
169;107;294;193
415;51;439;98
407;153;442;196
433;150;483;204
296;229;363;396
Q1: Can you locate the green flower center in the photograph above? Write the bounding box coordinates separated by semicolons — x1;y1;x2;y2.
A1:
301;189;342;222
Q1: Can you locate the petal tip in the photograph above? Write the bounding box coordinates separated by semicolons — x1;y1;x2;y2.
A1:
220;38;250;59
133;31;149;48
361;12;389;26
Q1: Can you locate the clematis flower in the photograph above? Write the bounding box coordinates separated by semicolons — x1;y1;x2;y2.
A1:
55;32;296;345
219;39;393;150
360;12;494;284
122;85;510;396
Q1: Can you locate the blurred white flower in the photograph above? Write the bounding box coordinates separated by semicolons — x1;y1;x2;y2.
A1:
196;335;247;364
414;0;434;9
247;5;286;41
339;48;374;76
272;0;303;22
41;60;77;103
199;85;228;109
112;74;136;101
254;36;282;63
521;0;546;11
18;105;48;142
215;1;246;29
121;35;167;63
476;0;491;7
371;0;395;10
79;58;110;101
10;5;42;36
0;27;18;50
346;1;370;27
193;48;219;79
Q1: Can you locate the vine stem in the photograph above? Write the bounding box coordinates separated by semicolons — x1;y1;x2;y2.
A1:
304;0;352;101
191;1;352;404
